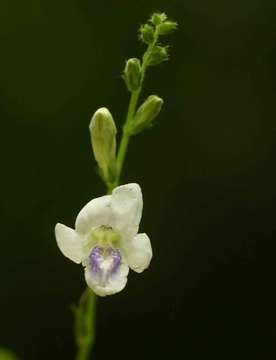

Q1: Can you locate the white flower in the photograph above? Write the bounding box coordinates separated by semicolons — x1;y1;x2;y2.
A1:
55;183;152;296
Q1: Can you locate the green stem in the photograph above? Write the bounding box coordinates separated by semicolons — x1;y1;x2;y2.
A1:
115;89;140;186
75;289;96;360
74;27;159;360
114;32;158;187
74;89;142;360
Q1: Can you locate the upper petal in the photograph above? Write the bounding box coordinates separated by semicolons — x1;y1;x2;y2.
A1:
55;223;84;264
111;183;143;240
75;195;112;235
123;233;152;273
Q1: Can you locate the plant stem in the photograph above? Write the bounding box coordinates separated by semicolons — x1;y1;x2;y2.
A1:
114;31;158;187
74;89;141;360
115;89;140;186
75;288;96;360
74;28;159;360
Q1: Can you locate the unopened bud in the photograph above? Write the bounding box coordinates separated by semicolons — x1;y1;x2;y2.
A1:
147;46;169;66
158;21;178;35
123;58;142;92
150;12;168;26
89;107;117;183
139;24;155;44
129;95;163;135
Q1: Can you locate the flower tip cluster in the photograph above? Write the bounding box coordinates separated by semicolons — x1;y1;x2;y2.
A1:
138;12;177;68
150;12;178;34
139;12;177;44
150;12;168;25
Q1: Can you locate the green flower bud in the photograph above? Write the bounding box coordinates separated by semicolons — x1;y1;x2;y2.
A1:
139;24;155;44
123;58;142;92
89;107;117;183
158;21;178;35
129;95;163;135
150;12;168;26
147;46;169;66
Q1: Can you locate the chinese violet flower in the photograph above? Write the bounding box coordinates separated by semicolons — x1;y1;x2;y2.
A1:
55;183;152;296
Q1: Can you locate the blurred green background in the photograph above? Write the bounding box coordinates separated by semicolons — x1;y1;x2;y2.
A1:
1;0;276;359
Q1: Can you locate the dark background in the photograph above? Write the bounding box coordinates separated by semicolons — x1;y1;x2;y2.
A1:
1;0;276;359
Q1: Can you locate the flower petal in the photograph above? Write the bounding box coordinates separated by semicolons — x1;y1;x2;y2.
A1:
84;260;129;296
123;233;152;273
111;183;143;239
55;223;84;264
75;195;112;235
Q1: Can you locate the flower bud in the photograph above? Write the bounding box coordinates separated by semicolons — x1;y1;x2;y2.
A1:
147;46;169;66
123;58;142;92
139;24;155;44
158;21;178;35
129;95;163;135
89;108;117;183
150;12;168;26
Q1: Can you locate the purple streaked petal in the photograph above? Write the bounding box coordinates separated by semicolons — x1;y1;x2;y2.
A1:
108;247;121;275
89;246;122;282
89;246;103;273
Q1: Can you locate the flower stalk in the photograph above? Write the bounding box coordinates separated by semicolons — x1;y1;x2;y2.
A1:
74;288;96;360
114;21;160;188
67;12;178;360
